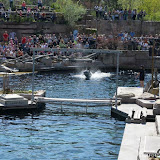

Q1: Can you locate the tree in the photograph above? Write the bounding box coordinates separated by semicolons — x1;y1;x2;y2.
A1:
118;0;160;21
118;0;136;9
52;0;86;27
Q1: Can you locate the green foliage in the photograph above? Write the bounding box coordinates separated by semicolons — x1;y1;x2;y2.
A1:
103;0;120;10
9;14;34;23
118;0;160;21
52;0;86;27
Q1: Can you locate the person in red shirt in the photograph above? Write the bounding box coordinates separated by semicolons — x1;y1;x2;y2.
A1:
3;31;9;42
21;36;26;49
22;1;26;11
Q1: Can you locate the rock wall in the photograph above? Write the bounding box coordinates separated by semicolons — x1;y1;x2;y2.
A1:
1;21;160;40
86;20;160;36
101;50;157;70
0;22;68;40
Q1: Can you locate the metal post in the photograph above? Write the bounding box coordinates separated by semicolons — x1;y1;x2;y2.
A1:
31;50;35;103
86;103;88;114
151;42;155;89
115;52;119;109
61;102;63;112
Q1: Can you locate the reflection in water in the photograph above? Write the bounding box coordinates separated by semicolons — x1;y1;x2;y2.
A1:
0;71;152;160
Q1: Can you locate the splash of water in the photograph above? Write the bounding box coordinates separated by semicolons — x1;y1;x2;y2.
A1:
73;70;111;79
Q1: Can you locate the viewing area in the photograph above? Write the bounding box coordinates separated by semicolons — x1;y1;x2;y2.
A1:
15;5;52;12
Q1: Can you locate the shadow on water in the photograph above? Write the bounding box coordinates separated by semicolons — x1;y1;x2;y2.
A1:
0;105;46;120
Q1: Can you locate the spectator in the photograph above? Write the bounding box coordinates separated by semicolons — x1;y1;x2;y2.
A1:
132;9;137;20
9;31;16;40
0;2;3;9
3;31;9;43
51;11;56;23
9;0;13;10
123;9;128;20
21;1;26;11
94;5;99;19
130;31;135;38
38;0;42;9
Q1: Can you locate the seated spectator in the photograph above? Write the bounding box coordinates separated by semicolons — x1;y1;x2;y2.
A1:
130;31;135;38
41;12;46;21
17;49;23;57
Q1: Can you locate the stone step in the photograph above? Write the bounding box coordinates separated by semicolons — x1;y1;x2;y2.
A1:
155;116;160;135
136;99;155;109
144;136;160;155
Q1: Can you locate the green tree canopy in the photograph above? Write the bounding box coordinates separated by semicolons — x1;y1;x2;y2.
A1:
118;0;160;21
52;0;86;27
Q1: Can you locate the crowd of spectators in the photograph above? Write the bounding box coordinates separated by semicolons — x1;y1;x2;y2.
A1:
0;1;56;22
94;6;146;21
1;30;160;59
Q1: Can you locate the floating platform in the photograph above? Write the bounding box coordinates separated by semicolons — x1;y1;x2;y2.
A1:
111;87;155;122
0;90;46;111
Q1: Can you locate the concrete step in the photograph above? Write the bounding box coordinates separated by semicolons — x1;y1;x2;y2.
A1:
144;136;160;155
155;116;160;135
136;99;155;109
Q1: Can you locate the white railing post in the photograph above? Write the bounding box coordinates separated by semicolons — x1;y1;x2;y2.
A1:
32;50;35;103
115;52;119;109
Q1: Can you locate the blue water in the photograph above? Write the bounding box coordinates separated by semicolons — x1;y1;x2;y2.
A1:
0;71;152;160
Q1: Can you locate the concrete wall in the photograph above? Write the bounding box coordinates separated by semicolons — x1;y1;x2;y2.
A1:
0;22;68;40
100;50;158;70
86;20;160;36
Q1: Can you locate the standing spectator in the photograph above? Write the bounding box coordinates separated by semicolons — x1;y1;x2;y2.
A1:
123;9;128;20
21;36;26;50
0;2;3;9
51;11;56;23
98;6;103;18
38;0;42;9
94;5;99;19
132;9;137;20
3;31;9;43
136;65;145;87
9;0;13;10
9;31;16;40
128;8;132;20
21;1;26;11
119;9;124;20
